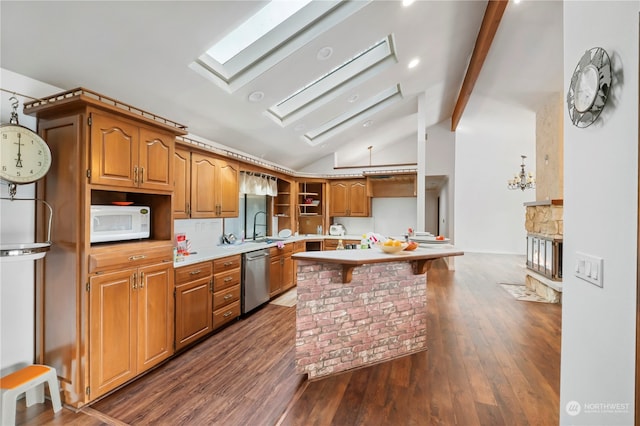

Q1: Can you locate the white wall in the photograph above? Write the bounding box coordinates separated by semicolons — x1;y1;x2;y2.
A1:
560;3;639;425
0;69;62;375
454;95;536;254
425;120;456;239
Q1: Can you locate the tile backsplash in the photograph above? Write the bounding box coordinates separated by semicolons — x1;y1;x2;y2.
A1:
174;218;223;252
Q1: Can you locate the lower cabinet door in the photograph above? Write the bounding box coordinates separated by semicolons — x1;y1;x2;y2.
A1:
175;276;213;351
137;262;174;370
89;262;174;400
89;268;137;399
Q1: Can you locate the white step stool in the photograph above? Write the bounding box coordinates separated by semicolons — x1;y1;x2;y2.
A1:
1;365;62;425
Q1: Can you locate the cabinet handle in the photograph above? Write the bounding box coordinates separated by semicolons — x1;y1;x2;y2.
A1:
134;166;138;184
129;255;146;261
209;279;213;293
132;273;137;290
189;269;202;275
223;310;233;318
223;261;233;267
140;167;144;184
186;202;191;216
223;293;233;300
224;277;232;282
139;272;145;288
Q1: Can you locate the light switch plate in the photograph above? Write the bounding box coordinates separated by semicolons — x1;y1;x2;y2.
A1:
575;252;604;287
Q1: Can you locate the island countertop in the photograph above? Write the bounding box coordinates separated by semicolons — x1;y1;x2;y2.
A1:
293;246;463;283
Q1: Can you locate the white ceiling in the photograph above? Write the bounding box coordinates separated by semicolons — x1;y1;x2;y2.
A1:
0;0;563;171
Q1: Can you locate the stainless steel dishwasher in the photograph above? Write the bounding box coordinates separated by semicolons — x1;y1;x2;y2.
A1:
242;248;270;314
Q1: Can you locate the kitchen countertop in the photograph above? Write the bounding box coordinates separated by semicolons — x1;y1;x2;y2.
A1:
173;234;455;268
293;245;463;283
173;234;352;267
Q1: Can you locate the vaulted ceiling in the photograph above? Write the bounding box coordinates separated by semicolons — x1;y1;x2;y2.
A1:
0;0;563;171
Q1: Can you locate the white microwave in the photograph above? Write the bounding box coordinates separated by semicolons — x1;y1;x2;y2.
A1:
90;205;151;243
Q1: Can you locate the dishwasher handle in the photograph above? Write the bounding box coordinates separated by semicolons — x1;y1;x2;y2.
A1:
244;251;270;261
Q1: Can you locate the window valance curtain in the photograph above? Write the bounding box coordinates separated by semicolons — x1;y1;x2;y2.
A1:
239;171;278;196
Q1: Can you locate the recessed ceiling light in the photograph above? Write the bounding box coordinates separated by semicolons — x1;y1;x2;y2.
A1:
248;91;264;102
363;120;374;128
408;58;420;69
317;46;333;60
402;0;415;6
347;94;359;103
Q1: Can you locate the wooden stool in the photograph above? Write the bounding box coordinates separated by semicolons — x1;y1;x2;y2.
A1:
1;365;62;425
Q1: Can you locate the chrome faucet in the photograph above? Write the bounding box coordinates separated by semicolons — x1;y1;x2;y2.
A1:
253;210;267;240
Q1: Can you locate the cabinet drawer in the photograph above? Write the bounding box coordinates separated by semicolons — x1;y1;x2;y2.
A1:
269;244;293;258
88;242;172;274
214;269;240;291
213;284;240;311
175;261;213;285
213;255;241;274
213;300;240;327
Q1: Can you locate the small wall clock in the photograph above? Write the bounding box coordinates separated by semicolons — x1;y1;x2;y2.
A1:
0;97;52;193
566;47;612;128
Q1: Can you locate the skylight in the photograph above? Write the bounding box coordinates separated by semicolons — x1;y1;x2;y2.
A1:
303;85;404;146
267;35;397;126
206;0;313;64
190;0;370;92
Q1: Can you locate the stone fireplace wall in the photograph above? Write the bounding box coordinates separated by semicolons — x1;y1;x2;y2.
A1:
522;94;564;303
525;203;563;239
525;201;563;303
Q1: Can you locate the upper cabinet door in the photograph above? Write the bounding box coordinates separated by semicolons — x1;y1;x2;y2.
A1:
329;181;349;216
173;147;190;219
190;152;217;218
90;113;139;188
138;128;174;192
216;159;239;218
347;180;369;217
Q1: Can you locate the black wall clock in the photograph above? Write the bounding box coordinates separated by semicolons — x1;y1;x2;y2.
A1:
566;47;612;128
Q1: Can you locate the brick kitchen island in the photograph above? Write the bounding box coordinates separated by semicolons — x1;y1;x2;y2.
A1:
293;246;463;379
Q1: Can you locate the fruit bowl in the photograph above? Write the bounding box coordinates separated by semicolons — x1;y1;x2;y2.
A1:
376;241;408;254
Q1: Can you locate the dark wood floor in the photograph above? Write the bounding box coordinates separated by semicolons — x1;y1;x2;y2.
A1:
16;252;561;425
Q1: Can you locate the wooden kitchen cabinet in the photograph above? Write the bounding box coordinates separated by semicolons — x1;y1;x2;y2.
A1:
174;261;213;351
212;255;241;329
324;239;360;250
90;112;175;192
297;180;326;235
274;178;295;234
329;179;369;217
173;143;240;219
269;244;293;297
88;252;174;400
173;147;190;218
26;88;187;408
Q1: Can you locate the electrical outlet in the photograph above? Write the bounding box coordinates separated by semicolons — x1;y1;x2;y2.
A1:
575;252;604;288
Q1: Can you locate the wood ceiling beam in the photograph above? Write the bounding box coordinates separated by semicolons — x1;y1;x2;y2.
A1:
450;0;508;132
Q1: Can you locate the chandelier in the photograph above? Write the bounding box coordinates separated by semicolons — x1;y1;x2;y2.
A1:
507;155;535;191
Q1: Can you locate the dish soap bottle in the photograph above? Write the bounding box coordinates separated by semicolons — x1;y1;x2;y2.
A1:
336;239;344;250
360;234;369;249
